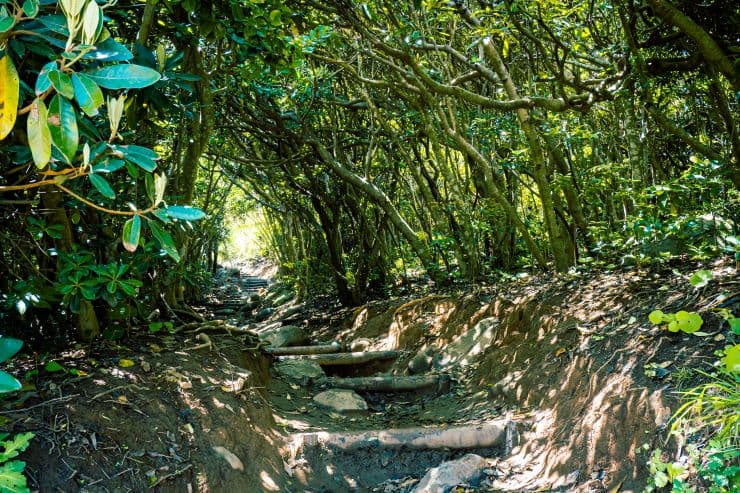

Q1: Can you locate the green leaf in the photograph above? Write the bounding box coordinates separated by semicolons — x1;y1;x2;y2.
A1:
722;344;740;373
85;64;161;90
122;215;141;252
0;337;22;363
0;371;21;394
27;99;51;168
0;9;15;34
82;37;133;62
48;70;74;99
47;95;79;163
165;205;206;221
22;0;39;17
92;158;125;173
0;431;34;462
71;73;104;117
689;269;713;288
44;361;65;373
112;144;158;172
648;310;665;325
36;15;69;36
34;61;56;96
89;173;115;199
729;317;740;335
653;470;668;488
269;9;282;26
148;221;180;262
0;460;30;493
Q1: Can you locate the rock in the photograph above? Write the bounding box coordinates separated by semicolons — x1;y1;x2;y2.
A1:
273;360;326;383
254;307;274;321
259;324;307;348
408;348;434;374
350;338;372;352
313;389;368;413
412;454;486;493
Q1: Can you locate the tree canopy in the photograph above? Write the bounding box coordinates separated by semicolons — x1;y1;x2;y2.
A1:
0;0;738;341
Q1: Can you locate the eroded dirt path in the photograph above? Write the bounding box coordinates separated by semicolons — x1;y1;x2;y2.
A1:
5;259;737;492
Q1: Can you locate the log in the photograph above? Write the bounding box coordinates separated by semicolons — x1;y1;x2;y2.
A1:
276;350;400;366
264;342;343;356
319;374;448;392
290;420;515;453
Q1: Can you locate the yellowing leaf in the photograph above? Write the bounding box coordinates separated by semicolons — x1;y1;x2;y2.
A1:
0;53;19;140
117;395;128;404
118;358;135;368
555;347;567;357
27;99;52;168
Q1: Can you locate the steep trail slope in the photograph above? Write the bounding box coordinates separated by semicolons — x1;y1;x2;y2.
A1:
3;259;736;492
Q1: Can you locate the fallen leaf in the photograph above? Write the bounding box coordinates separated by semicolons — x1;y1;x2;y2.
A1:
212;446;244;470
117;395;128;404
118;359;135;368
555;347;567;357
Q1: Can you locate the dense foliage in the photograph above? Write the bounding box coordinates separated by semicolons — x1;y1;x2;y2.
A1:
1;0;738;327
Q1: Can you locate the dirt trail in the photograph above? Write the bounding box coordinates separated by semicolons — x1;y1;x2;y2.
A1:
3;259;737;492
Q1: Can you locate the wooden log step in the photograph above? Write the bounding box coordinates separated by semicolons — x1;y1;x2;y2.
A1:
289;420;516;453
276;350;400;366
264;342;343;356
319;374;448;392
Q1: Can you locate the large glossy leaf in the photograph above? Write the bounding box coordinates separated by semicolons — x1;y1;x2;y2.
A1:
122;215;141;252
47;95;79;162
0;371;21;394
89;173;115;199
165;205;206;221
36;15;69;36
85;64;161;90
0;7;15;33
92;158;125;173
112;144;158;172
23;0;40;17
149;220;180;262
0;337;22;363
71;73;104;116
27;99;51;169
34;61;56;96
0;54;19;140
48;70;75;99
82;37;132;62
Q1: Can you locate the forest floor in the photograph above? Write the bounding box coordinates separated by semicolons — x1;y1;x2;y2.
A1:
3;258;738;492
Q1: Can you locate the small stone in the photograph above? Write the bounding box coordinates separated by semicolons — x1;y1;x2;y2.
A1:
254;307;274;322
565;469;580;485
313;389;368;413
412;454;486;493
350;338;372;352
259;325;307;348
408;349;434;374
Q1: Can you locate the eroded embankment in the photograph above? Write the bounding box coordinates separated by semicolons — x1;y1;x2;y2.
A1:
272;263;735;492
